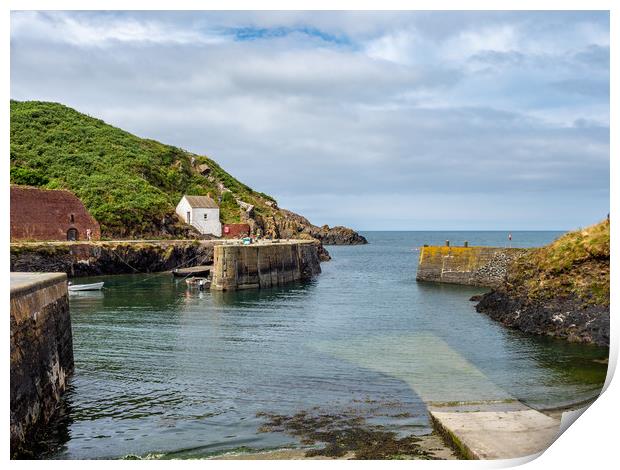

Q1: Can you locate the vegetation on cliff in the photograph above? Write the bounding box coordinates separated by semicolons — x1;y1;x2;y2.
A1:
10;100;366;245
508;219;609;306
10;100;273;236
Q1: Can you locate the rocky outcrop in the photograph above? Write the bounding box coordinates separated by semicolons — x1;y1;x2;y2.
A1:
476;291;609;347
314;240;332;262
309;225;368;245
474;220;610;347
10;241;214;277
155;213;204;239
271;209;367;245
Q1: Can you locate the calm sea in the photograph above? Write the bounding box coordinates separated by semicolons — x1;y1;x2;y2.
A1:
49;231;608;459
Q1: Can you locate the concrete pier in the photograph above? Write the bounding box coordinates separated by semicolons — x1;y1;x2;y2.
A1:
315;333;563;460
10;272;74;457
210;240;322;291
429;404;560;460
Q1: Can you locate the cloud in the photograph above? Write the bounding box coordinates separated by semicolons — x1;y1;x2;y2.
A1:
11;11;227;46
10;11;609;230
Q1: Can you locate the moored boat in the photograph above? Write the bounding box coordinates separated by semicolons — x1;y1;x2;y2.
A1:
68;281;104;292
172;265;212;278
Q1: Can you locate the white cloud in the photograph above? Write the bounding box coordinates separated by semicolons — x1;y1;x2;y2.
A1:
11;11;227;46
441;25;518;62
9;11;610;229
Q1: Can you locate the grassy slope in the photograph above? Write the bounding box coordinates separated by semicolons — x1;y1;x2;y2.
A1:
508;219;610;306
10;100;277;237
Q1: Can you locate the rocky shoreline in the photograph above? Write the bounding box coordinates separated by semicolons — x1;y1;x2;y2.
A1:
260;208;368;245
10;238;331;278
10;241;216;278
475;291;609;347
473;220;610;347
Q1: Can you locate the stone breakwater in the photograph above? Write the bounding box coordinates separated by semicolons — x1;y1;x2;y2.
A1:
416;244;609;347
211;240;322;291
416;246;528;288
10;273;73;458
10;240;216;277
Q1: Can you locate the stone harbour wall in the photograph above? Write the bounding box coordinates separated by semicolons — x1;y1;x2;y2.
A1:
416;246;529;288
10;273;73;458
211;240;322;291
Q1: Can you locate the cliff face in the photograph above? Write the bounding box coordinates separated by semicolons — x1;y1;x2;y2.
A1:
475;220;610;347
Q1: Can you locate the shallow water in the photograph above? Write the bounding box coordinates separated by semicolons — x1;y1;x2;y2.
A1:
49;231;608;459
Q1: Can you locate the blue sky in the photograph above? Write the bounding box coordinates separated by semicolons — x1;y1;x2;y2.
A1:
10;11;610;230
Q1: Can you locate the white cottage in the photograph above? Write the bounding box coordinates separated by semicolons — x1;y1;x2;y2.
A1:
176;195;222;236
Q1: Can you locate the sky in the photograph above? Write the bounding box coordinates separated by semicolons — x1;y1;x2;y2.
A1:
10;11;610;230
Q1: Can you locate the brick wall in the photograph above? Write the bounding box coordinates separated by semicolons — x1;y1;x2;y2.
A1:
10;186;101;242
222;223;251;239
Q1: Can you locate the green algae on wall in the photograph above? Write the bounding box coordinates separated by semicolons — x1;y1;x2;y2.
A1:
416;246;528;288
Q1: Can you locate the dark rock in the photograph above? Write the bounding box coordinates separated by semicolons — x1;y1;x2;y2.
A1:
311;225;368;245
469;295;483;302
476;290;609;347
10;241;214;278
272;209;367;245
316;242;332;261
472;221;609;347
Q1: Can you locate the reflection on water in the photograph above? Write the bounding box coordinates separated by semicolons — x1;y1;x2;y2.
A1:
47;231;607;459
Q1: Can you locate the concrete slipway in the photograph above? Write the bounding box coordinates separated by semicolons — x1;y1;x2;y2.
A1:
314;333;565;460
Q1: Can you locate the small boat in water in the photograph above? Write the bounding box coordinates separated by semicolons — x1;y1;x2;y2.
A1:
172;265;212;278
68;281;104;292
185;277;210;289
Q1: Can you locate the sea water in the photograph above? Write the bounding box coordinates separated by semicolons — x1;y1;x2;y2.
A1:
48;231;608;459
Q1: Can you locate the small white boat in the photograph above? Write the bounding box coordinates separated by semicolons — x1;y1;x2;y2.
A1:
68;281;104;292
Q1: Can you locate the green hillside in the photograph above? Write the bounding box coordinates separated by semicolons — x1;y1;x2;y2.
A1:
509;219;610;305
10;100;276;237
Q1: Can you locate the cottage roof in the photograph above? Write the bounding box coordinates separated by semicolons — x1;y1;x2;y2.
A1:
184;195;219;209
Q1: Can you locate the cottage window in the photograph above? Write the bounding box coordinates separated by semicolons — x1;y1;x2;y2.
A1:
70;214;75;223
204;214;208;220
187;211;191;223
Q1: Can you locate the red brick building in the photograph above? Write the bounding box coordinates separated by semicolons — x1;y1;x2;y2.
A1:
10;185;101;242
222;223;251;239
